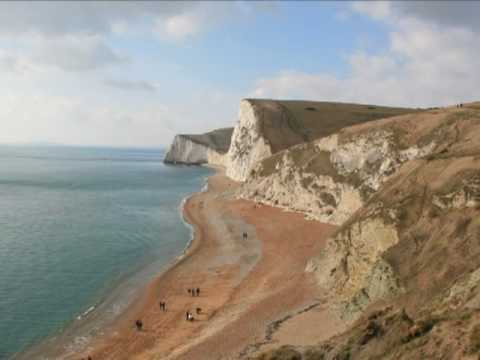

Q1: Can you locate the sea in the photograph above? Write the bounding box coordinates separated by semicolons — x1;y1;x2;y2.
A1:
0;145;211;359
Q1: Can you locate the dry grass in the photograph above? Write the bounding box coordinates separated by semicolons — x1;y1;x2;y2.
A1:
469;324;480;353
181;127;234;153
247;99;418;154
255;346;302;360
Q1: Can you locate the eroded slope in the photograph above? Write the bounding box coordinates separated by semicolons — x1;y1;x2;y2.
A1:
239;106;480;225
226;99;416;181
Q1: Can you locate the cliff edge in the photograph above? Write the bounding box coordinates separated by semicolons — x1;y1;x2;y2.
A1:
164;127;233;166
226;99;416;181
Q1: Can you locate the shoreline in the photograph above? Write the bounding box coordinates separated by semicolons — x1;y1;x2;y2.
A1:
13;169;213;360
22;168;343;360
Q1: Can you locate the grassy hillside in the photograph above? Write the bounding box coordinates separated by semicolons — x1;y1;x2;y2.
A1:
247;99;419;154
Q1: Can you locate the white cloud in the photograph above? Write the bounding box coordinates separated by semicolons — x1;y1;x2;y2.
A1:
30;35;127;71
0;1;273;147
160;13;204;41
0;2;245;41
152;2;240;42
251;2;480;108
352;1;391;20
0;2;191;37
105;79;157;92
0;2;234;72
0;92;177;147
0;52;30;74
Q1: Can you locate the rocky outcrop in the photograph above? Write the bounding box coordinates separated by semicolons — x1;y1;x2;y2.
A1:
238;114;436;225
226;99;416;181
164;127;233;166
306;108;480;319
306;208;403;320
294;153;480;359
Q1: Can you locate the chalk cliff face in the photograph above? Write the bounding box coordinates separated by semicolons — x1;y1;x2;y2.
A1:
164;127;233;166
237;111;438;224
226;99;416;182
226;100;273;181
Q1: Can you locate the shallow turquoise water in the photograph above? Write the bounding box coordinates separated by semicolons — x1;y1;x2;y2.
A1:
0;145;210;359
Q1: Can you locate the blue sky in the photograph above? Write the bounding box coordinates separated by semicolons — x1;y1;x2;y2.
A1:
107;2;391;94
0;1;479;147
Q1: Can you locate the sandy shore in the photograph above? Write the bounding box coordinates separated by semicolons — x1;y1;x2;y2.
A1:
53;170;342;359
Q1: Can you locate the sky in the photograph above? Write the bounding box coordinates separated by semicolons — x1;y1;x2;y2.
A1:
1;1;479;147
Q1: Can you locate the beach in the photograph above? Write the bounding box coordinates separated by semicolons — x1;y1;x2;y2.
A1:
56;170;342;359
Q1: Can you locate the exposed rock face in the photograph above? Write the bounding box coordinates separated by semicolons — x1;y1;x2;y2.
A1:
164;135;211;165
226;99;416;181
306;104;480;321
238;114;436;225
296;155;480;360
164;127;233;166
226;100;272;181
307;210;402;320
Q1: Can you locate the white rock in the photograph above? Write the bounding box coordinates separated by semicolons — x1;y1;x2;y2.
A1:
226;100;273;181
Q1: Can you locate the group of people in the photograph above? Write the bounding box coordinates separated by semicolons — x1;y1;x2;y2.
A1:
186;307;202;322
81;227;250;358
184;287;202;321
132;287;203;331
188;287;201;297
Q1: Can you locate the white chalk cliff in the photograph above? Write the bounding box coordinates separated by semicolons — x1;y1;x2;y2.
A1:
226;100;273;181
225;99;415;182
164;128;233;166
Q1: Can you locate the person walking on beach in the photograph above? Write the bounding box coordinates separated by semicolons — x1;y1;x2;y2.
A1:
135;319;143;331
196;287;200;297
159;301;166;312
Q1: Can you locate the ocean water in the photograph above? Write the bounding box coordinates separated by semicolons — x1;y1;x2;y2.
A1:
0;145;211;359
